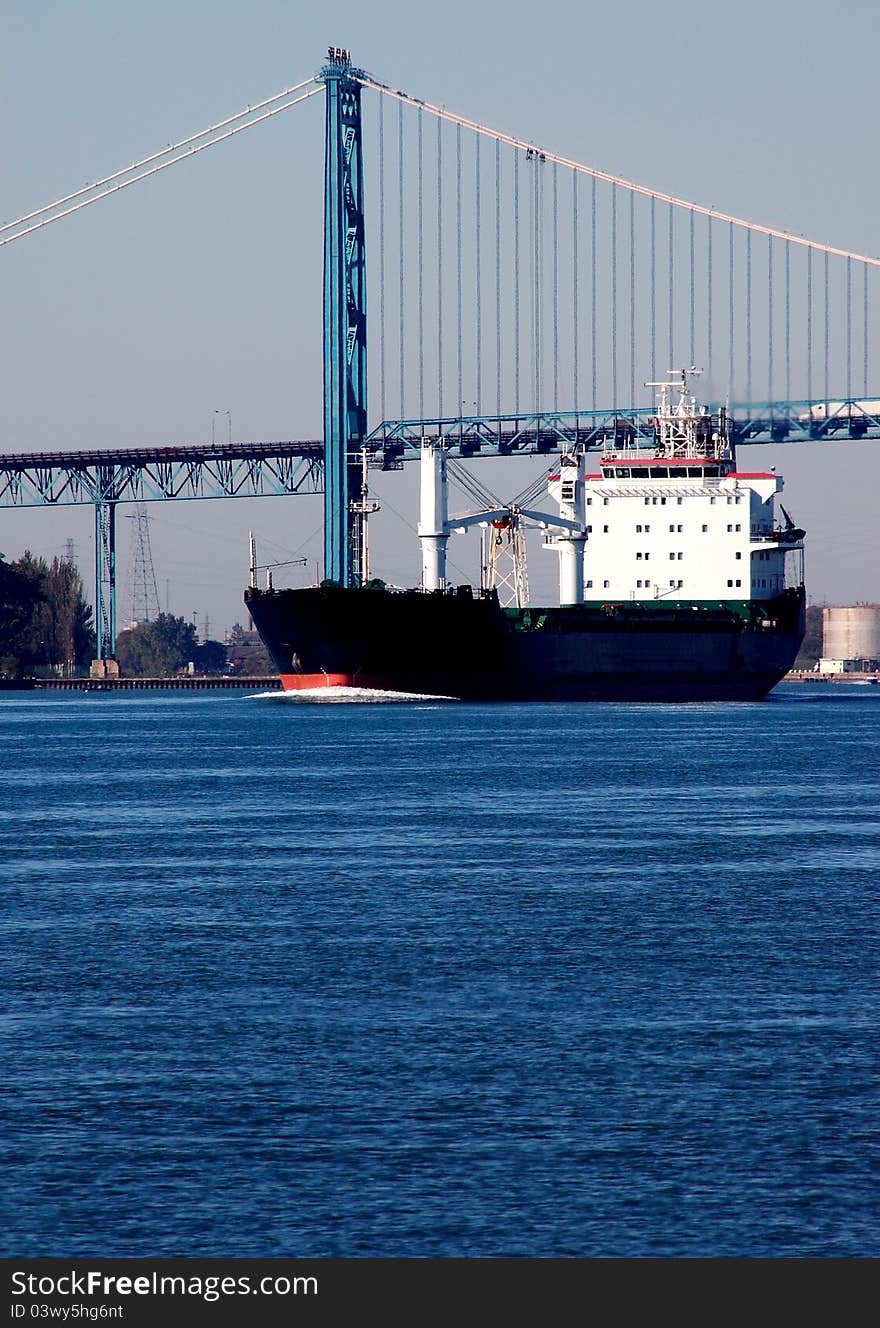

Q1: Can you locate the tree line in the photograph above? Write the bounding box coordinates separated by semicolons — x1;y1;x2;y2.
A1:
0;552;95;677
1;551;246;678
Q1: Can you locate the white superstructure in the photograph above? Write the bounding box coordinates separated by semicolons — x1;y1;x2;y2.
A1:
558;370;804;605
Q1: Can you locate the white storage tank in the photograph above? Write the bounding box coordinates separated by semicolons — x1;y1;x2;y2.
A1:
822;605;880;662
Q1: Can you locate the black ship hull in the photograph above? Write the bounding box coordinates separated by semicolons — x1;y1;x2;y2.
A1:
244;582;806;702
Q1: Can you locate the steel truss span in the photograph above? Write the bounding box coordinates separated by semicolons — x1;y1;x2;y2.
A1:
367;398;880;464
0;441;323;509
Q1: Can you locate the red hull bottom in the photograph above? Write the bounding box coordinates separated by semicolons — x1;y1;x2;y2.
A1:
280;673;356;690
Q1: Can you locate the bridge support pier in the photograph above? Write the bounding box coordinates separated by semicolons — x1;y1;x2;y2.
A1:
94;500;117;662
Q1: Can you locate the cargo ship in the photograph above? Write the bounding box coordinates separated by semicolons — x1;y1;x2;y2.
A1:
245;372;806;701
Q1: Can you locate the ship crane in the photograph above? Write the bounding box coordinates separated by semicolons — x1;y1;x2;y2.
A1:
417;439;589;606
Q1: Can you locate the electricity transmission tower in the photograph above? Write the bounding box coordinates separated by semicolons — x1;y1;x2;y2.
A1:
126;505;161;625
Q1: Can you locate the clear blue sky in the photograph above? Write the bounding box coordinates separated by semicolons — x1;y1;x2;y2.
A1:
2;0;878;633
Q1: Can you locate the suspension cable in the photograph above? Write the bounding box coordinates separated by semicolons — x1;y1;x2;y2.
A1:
360;77;880;269
1;78;319;238
1;85;323;247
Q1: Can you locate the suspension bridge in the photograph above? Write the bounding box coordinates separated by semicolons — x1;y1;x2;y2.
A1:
2;46;878;660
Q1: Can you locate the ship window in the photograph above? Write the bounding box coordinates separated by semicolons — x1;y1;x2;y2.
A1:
644;552;650;560
631;468;649;478
652;497;659;505
735;523;741;531
669;524;675;533
677;524;683;532
727;579;734;587
735;551;742;560
654;468;669;478
616;468;631;478
603;580;610;588
710;496;716;505
702;524;708;532
645;579;651;587
636;579;643;587
669;579;676;587
587;525;593;533
677;552;683;560
661;497;667;505
586;497;593;505
736;579;742;587
687;467;702;478
677;497;683;505
644;497;651;506
727;496;733;505
669;552;675;560
636;552;643;560
645;524;651;532
603;524;609;533
585;579;593;588
636;523;642;532
678;580;683;588
705;466;719;477
727;524;733;532
603;498;609;506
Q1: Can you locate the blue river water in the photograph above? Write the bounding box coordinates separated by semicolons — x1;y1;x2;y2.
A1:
2;683;878;1258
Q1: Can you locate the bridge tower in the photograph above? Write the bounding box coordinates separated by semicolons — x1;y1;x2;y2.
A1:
94;499;117;662
321;47;367;587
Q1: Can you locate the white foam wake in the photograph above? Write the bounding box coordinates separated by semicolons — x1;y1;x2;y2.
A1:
246;686;458;704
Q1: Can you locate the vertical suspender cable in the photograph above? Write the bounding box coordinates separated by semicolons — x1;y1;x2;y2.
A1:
824;250;830;402
495;138;502;417
437;118;444;418
572;170;579;410
378;96;386;426
650;196;656;383
475;133;482;414
846;256;852;402
668;203;674;371
728;222;734;398
611;183;618;407
864;263;869;398
552;162;559;411
591;176;597;406
768;235;774;401
806;246;813;403
514;149;521;413
629;189;635;407
689;208;695;368
784;240;791;402
535;156;543;413
746;229;752;401
417;110;425;423
707;216;713;386
398;101;405;419
456;123;463;416
530;156;538;412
